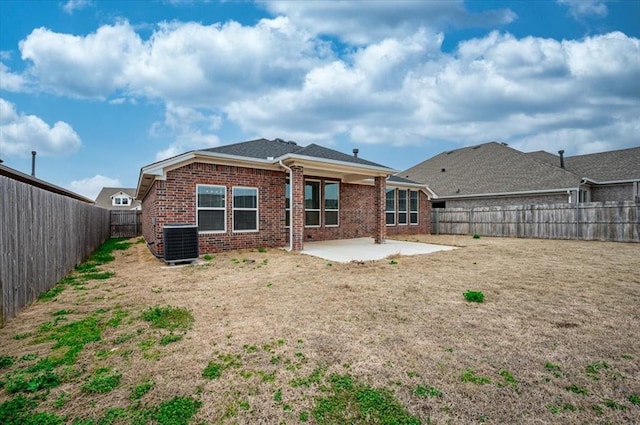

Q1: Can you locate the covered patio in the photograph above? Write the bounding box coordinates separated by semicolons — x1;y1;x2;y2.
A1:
301;237;455;263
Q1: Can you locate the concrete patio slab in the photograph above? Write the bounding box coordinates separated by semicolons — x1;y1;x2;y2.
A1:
301;237;455;263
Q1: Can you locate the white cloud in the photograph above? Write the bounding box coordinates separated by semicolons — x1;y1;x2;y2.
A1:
228;30;640;154
152;103;221;161
61;0;93;15
0;62;28;92
261;0;516;45
0;98;81;157
558;0;608;19
19;22;144;98
10;13;640;157
69;175;121;200
18;18;328;103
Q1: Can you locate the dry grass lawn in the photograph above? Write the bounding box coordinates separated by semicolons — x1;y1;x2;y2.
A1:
1;235;639;424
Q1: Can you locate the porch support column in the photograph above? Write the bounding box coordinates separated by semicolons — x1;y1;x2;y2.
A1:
291;165;305;251
374;176;386;244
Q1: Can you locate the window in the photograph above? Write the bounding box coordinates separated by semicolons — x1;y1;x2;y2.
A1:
305;180;321;226
233;187;258;232
324;181;339;226
410;190;419;225
398;189;408;225
112;195;130;206
197;185;225;232
285;180;291;227
385;188;396;225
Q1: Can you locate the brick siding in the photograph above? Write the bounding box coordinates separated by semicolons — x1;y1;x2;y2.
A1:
142;162;430;256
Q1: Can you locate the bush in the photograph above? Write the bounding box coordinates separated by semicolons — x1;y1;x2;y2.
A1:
472;234;480;239
463;290;484;303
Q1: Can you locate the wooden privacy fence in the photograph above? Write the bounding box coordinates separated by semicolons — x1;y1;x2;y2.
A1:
431;201;639;242
110;210;142;238
0;176;111;326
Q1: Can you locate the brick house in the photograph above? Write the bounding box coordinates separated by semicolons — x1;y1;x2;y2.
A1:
135;138;431;257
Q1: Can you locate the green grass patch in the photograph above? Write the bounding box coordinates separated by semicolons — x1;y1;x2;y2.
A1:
38;284;65;301
202;362;224;380
159;333;183;345
0;355;16;369
290;366;327;388
585;360;608;379
82;368;122;394
153;396;202;425
463;290;484;303
565;384;589;396
203;254;213;261
130;380;155;400
312;373;419;425
88;238;133;265
461;368;491;385
142;306;194;331
414;385;442;398
499;370;518;387
602;399;626;410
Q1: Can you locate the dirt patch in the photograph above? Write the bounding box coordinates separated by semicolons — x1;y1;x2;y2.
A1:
1;236;639;424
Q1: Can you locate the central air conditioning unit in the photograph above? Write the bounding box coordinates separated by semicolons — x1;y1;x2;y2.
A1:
163;224;199;265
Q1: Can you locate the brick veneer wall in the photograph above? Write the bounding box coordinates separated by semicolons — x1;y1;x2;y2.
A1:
591;183;634;202
142;163;430;256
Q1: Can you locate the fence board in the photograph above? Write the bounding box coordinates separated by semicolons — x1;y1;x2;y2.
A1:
431;202;639;243
110;210;141;238
0;176;111;326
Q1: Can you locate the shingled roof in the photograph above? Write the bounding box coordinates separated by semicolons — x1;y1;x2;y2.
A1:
401;142;582;197
95;187;141;210
203;138;386;168
563;147;640;182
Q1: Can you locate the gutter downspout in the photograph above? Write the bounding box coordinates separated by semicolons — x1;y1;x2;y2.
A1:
279;160;294;251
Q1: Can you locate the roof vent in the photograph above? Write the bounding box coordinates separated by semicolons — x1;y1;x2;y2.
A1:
501;142;508;146
288;140;297;145
353;148;359;158
558;150;565;169
441;168;446;172
472;145;481;149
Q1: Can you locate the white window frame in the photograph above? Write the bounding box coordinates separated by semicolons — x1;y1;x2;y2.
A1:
410;190;419;225
196;184;226;234
397;189;408;225
233;186;259;233
386;188;396;226
304;179;321;228
324;181;340;227
112;195;130;206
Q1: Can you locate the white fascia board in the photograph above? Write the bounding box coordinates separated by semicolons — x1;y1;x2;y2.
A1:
281;153;397;175
582;178;640;185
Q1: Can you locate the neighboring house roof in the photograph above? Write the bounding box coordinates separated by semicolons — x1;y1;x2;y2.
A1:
526;147;640;182
563;147;640;182
0;164;93;203
137;138;408;200
95;187;141;210
401;142;582;198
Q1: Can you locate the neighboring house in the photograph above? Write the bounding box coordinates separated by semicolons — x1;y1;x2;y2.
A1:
527;147;640;203
401;142;640;208
94;187;141;210
135;138;431;257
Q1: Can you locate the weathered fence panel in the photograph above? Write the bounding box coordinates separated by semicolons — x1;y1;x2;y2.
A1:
110;210;141;238
431;202;639;242
0;176;110;326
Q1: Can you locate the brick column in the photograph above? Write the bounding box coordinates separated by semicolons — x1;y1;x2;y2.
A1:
374;176;386;244
291;165;305;251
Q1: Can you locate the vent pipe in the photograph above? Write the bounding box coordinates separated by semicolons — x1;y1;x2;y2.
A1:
353;148;359;158
31;151;37;176
558;150;565;169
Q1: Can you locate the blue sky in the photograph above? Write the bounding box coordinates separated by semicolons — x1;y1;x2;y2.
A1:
1;0;639;199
